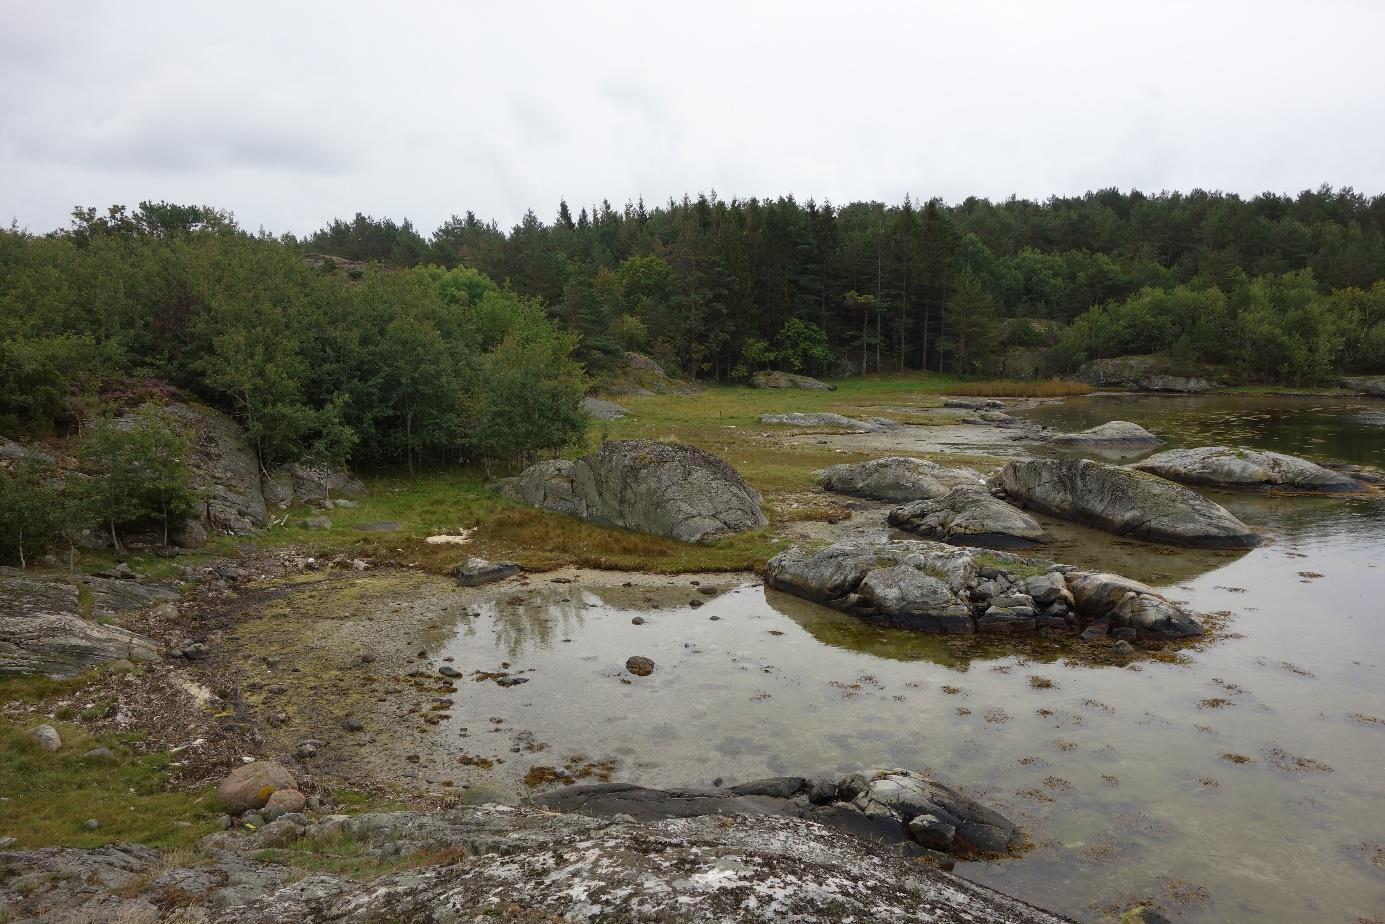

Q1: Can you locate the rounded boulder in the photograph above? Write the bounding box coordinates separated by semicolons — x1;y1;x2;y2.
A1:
217;760;297;813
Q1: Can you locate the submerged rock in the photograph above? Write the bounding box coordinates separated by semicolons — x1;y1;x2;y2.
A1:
999;458;1262;548
1049;420;1162;447
760;412;885;431
751;370;836;390
818;456;985;502
765;538;1202;640
501;440;766;544
888;488;1044;548
1130;446;1364;494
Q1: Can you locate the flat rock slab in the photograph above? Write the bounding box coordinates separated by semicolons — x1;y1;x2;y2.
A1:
1130;446;1365;494
1000;458;1263;548
760;412;885;431
581;396;630;419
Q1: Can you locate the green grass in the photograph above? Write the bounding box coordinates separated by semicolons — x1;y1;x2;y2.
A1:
0;722;221;849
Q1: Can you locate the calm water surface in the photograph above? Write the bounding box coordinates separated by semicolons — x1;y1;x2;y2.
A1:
433;395;1385;923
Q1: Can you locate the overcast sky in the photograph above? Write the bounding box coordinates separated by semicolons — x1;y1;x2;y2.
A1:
3;0;1383;237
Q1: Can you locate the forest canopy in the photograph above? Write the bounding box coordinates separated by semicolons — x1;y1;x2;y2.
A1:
3;186;1384;473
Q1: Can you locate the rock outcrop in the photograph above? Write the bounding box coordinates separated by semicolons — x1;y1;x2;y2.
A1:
764;538;1202;639
818;457;985;501
760;412;886;431
0;568;165;676
888;488;1045;548
999;459;1263;548
1130;446;1366;494
501;440;766;543
160;402;268;537
1049;420;1162;447
261;463;368;509
1077;356;1213;393
751;370;837;390
1343;375;1385;397
0;803;1070;924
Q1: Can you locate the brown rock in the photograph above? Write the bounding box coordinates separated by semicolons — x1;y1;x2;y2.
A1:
216;760;296;813
263;788;307;815
625;656;655;677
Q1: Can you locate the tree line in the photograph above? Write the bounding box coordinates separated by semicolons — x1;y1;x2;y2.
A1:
304;186;1385;383
0;203;588;473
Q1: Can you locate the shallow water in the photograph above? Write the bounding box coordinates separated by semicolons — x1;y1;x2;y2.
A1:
430;395;1385;923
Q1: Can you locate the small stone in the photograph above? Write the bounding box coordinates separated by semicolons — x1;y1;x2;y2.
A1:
106;659;136;673
264;788;307;816
83;818;100;830
439;665;462;678
240;811;266;828
453;558;520;587
631;616;646;625
342;717;365;732
496;676;529;687
1112;640;1137;656
1110;627;1138;642
1120;907;1173;924
0;836;15;849
907;813;956;849
625;656;655;677
300;516;332;530
183;642;209;661
698;586;718;596
709;615;721;621
295;742;318;760
689;599;703;608
81;747;115;761
1081;624;1110;641
27;724;61;752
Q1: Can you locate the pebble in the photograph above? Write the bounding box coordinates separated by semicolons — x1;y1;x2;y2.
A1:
0;837;14;849
631;616;646;625
439;665;462;678
1112;640;1137;656
27;724;62;752
83;819;100;830
342;718;365;732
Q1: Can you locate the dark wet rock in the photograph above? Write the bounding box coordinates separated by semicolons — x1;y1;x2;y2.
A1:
1078;356;1212;393
451;558;520;587
818;456;985;502
625;655;655;676
751;370;837;390
500;440;766;544
760;412;884;431
581;396;630;419
1048;420;1162;447
888;487;1044;547
1000;458;1263;548
217;761;297;814
765;538;1201;640
1130;446;1364;494
262;463;368;509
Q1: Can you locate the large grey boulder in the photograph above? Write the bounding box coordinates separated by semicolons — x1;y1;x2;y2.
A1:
818;457;984;502
751;370;836;391
0;568;164;676
1343;375;1385;397
888;488;1045;548
765;538;1203;640
1049;420;1162;447
999;458;1262;548
603;352;700;396
1130;446;1364;494
502;440;766;544
760;412;885;431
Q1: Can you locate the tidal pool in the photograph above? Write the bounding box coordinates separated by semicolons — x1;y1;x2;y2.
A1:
417;395;1385;923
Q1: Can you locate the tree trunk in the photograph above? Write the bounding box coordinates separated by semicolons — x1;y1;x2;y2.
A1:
937;303;946;372
17;531;24;569
109;519;121;552
861;305;868;375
